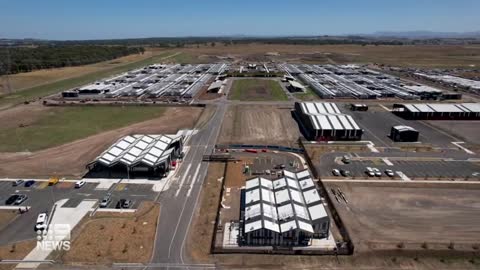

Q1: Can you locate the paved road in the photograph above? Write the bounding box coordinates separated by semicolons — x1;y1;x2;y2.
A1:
149;100;227;268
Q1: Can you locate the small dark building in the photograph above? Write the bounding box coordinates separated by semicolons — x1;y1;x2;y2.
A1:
390;125;419;142
61;91;79;98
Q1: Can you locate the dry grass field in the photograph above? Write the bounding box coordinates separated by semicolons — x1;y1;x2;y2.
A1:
58;202;159;264
327;182;480;252
218;105;301;146
177;44;480;68
0;106;203;178
0;240;36;270
0;48;169;93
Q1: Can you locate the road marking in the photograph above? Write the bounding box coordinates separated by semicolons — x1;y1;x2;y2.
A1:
382;158;394;166
115;183;127;191
175;164;192;197
378;104;391;112
186;164;202;197
367;142;380;153
396;171;411;181
452;141;475;155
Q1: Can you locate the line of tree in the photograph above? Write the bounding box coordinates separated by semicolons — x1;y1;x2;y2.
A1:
0;45;144;75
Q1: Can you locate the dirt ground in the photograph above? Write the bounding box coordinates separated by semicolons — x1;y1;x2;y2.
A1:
0;48;167;93
218;105;301;146
57;202;159;264
0;240;36;270
0;106;203;178
426;120;480;145
326;182;480;251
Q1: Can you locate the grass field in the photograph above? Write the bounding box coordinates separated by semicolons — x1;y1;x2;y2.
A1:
0;106;166;152
229;79;288;101
177;44;480;68
0;51;178;109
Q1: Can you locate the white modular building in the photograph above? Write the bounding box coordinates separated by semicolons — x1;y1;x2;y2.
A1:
241;169;330;247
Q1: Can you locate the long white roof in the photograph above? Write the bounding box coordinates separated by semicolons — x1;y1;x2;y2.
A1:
244;169;326;234
95;134;182;167
403;103;480;113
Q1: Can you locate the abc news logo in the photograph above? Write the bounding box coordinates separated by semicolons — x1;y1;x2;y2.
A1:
36;224;71;251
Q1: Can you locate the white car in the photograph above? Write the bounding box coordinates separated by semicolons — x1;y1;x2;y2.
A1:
332;169;341;176
365;167;375;177
75;180;86;188
372;168;382;177
385;169;395;177
35;212;48;231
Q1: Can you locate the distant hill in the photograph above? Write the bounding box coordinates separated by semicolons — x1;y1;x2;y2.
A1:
369;31;480;39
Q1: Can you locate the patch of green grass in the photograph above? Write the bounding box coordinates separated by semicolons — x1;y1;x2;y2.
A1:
229;79;288;101
0;106;166;152
0;52;177;109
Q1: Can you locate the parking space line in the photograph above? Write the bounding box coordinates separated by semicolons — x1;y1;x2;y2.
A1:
175;164;192;197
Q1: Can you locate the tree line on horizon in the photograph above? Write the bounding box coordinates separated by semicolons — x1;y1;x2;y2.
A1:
0;45;144;75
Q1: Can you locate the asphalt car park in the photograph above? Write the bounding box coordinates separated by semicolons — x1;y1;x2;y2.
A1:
340;106;464;149
232;152;304;176
0;180;157;245
318;153;480;180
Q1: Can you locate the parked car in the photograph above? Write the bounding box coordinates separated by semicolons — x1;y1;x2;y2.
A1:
48;177;59;186
115;199;126;209
75;180;86;189
99;193;112;208
24;180;36;187
116;199;133;209
12;179;24;187
275;164;286;169
340;170;351;177
5;195;19;205
341;155;351;164
365;167;375;177
122;199;132;209
14;194;28;205
372;168;382;177
332;169;341;176
385;169;395;177
35;212;49;231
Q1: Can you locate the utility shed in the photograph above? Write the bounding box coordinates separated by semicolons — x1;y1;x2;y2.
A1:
294;102;363;141
390;125;419;142
240;169;330;247
392;103;480;120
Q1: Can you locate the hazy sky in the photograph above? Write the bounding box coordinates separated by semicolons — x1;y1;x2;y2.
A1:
1;0;479;40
